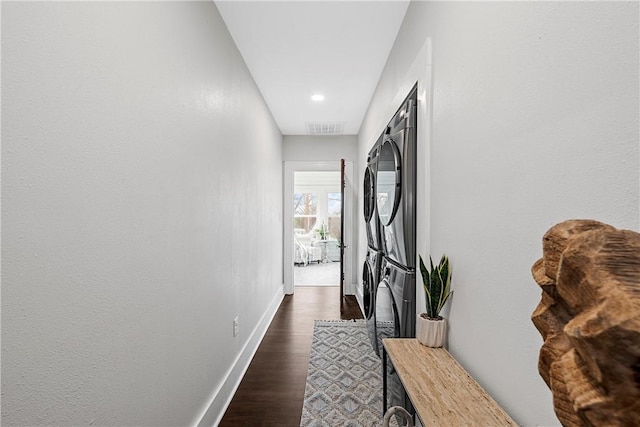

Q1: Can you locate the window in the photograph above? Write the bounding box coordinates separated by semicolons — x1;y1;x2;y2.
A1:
327;192;342;239
293;193;317;233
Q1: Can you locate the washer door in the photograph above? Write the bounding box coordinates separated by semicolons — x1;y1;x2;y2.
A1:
386;265;416;338
372;277;400;357
362;260;374;319
376;139;401;227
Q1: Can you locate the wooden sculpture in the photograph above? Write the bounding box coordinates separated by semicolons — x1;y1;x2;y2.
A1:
531;219;640;426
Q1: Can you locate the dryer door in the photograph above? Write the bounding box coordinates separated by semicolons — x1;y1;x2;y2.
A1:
377;136;407;265
375;139;401;227
363;166;379;249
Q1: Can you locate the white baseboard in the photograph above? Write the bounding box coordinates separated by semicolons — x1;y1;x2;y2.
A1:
193;285;285;427
345;281;355;296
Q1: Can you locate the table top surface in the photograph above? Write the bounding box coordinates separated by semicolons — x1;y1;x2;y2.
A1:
312;238;337;244
383;338;517;426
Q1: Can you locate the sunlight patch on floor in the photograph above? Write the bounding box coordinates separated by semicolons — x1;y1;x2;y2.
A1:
294;261;340;286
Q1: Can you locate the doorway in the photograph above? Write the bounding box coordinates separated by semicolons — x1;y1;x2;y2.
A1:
284;161;354;296
293;171;341;286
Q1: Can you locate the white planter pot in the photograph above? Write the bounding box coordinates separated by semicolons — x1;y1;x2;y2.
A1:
416;315;446;348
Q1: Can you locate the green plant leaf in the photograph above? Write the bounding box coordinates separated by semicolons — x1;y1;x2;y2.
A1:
419;254;453;318
419;255;431;316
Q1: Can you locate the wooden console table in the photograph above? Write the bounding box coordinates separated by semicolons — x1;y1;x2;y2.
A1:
382;338;517;426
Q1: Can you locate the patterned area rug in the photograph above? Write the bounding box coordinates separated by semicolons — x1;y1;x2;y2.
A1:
300;320;397;426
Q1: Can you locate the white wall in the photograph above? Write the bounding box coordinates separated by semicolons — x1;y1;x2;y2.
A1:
283;135;358;162
1;2;283;426
358;2;639;425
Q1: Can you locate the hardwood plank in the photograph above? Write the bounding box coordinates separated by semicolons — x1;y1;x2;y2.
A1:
219;287;364;426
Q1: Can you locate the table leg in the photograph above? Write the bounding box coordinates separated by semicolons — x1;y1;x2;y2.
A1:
382;345;387;417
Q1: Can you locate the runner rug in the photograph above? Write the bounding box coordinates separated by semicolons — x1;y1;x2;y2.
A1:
300;319;397;426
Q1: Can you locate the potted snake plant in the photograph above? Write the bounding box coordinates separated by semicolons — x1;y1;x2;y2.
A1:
417;254;453;347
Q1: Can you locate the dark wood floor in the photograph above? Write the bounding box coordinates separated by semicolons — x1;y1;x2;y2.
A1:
219;286;364;426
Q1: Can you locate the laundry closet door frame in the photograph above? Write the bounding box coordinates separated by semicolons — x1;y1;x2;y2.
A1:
284;161;354;295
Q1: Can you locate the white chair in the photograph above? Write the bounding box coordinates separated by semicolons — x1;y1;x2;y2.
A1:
294;235;321;265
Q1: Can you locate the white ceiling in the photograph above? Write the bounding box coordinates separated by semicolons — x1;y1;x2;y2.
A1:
215;1;410;136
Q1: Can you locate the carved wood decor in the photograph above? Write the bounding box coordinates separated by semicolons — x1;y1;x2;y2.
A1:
531;220;640;426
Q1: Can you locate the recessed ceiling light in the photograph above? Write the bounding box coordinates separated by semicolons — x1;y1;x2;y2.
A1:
311;94;325;102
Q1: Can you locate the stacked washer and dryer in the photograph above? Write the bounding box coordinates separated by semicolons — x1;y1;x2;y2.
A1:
362;85;417;419
363;134;384;353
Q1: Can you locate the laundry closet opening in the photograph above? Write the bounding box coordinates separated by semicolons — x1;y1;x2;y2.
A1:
283;161;354;298
293;171;342;286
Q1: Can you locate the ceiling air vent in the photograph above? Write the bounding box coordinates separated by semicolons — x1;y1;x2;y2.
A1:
305;122;345;136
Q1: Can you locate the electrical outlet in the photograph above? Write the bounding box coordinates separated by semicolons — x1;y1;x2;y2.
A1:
233;316;239;337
